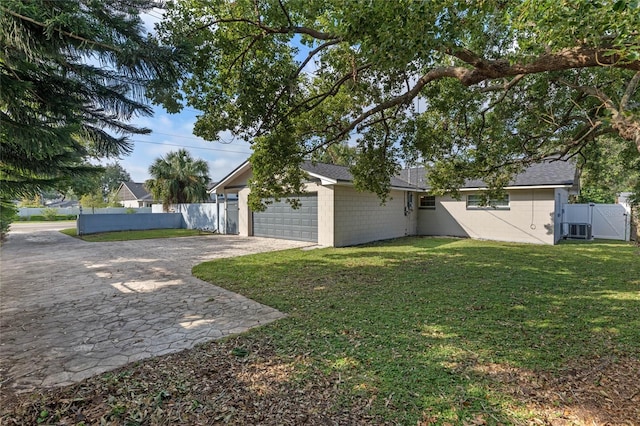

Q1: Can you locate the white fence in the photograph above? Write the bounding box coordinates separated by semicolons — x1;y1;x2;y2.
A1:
18;207;152;217
152;203;227;233
563;203;631;241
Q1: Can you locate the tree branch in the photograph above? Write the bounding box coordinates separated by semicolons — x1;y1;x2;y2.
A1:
558;78;640;152
278;0;293;27
480;75;525;115
478;75;525;93
621;71;640;110
294;39;342;78
191;17;340;40
448;45;640;87
325;67;469;144
267;63;373;134
0;6;121;52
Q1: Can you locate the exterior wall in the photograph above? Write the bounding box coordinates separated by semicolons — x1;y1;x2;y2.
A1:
121;199;141;208
77;213;182;235
332;186;418;247
116;186;136;202
238;187;251;237
317;185;335;246
225;168;252;190
418;189;557;245
554;188;569;243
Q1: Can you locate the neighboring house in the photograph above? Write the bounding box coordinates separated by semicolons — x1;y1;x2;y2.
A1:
115;182;155;208
212;160;579;246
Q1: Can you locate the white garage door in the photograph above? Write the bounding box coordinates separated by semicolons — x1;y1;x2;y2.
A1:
253;193;318;242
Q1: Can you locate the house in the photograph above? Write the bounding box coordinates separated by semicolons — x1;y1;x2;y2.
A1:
211;160;579;246
399;161;579;245
115;182;155;208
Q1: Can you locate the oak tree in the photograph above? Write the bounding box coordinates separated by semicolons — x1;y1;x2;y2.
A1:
157;0;640;208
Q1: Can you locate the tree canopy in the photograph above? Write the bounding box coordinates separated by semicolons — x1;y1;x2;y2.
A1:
157;0;640;208
98;162;132;198
311;142;358;166
145;149;211;210
0;0;182;200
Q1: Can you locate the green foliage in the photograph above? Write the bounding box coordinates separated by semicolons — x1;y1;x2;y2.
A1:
146;149;211;211
158;0;640;204
577;135;640;203
0;0;183;203
40;207;59;221
79;192;108;209
100;163;132;198
310;142;358;166
577;187;616;204
0;196;18;242
18;195;42;207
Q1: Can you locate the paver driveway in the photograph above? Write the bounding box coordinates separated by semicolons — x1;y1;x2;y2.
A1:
0;223;310;395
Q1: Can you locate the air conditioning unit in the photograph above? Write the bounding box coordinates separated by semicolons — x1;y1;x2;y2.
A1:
568;223;592;239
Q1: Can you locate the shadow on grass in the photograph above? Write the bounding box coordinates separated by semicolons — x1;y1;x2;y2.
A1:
193;237;640;424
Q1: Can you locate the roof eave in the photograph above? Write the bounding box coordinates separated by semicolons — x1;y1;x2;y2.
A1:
329;180;423;191
210;160;251;193
458;184;575;191
305;171;338;185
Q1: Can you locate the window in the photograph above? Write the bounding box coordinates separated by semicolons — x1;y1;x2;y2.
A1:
466;194;509;209
419;195;436;209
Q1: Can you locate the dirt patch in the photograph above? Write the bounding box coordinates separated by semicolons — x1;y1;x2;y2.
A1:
2;339;638;425
1;336;381;425
472;356;640;425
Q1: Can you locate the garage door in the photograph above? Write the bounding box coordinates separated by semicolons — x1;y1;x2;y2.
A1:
253;193;318;242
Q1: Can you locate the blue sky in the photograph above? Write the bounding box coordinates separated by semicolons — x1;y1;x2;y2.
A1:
119;106;253;183
109;10;253;184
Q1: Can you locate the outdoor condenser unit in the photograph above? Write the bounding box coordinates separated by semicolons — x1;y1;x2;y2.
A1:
567;223;592;239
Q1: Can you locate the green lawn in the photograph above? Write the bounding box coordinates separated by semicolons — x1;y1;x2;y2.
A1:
192;237;640;424
60;228;209;242
4;237;638;424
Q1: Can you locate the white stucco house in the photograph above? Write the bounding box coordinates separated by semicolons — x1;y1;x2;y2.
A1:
115;182;155;208
212;160;579;246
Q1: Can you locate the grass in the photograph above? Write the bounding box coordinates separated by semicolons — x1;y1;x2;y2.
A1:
192;237;640;424
60;227;209;242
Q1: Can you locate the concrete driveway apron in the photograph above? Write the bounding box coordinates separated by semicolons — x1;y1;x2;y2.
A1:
0;223;310;395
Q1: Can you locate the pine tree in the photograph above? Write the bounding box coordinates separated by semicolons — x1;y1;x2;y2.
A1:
0;0;181;199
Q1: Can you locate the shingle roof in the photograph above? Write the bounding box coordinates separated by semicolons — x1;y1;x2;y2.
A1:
122;182;152;200
398;160;578;190
216;159;577;193
301;161;419;190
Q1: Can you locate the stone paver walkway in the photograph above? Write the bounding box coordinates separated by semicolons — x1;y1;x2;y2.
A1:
0;223;310;395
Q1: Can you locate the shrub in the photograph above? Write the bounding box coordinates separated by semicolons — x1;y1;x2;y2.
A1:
1;197;18;242
125;208;136;214
41;207;59;221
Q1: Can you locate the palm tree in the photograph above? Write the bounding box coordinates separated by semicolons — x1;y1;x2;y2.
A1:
146;149;210;211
